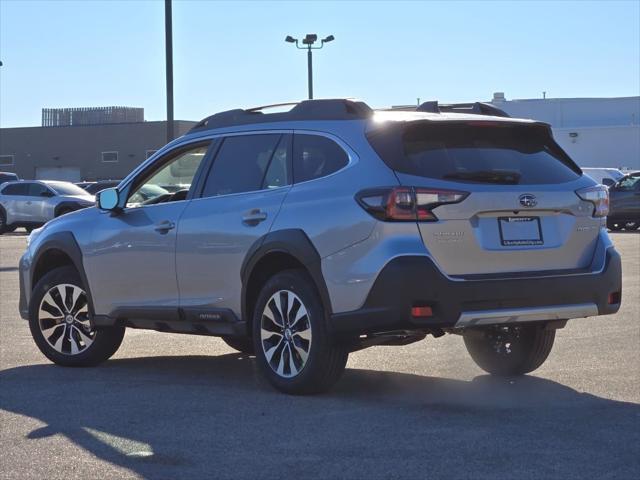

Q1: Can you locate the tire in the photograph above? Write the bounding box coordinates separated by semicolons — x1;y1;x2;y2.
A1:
29;266;125;367
252;269;348;394
623;221;639;231
607;221;623;231
463;324;555;376
0;209;6;234
222;336;254;354
25;226;35;233
55;208;73;218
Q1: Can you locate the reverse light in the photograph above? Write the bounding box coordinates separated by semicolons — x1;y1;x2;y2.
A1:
576;185;609;218
356;187;468;222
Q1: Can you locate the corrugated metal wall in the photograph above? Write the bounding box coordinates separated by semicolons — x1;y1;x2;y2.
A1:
41;106;144;127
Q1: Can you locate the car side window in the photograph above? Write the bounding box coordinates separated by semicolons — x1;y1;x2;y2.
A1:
1;183;28;196
127;143;210;207
293;134;349;183
262;136;291;189
28;183;52;197
201;134;285;197
616;176;640;191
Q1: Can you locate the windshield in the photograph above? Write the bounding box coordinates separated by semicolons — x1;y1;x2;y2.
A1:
47;182;91;196
367;122;582;185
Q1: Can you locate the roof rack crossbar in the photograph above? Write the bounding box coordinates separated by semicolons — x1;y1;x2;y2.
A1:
189;99;373;133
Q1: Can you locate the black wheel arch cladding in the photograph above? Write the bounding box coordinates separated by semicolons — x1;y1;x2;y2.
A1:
240;229;333;325
31;231;96;316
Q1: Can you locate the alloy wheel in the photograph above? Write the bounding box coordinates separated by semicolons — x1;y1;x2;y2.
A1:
38;284;95;355
260;290;312;378
486;326;522;355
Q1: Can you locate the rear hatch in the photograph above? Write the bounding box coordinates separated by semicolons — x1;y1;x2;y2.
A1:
367;119;603;276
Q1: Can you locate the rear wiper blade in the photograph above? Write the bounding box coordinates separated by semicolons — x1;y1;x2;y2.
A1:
443;170;521;184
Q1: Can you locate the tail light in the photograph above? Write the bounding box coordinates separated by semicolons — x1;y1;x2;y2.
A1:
576;185;609;217
356;187;469;222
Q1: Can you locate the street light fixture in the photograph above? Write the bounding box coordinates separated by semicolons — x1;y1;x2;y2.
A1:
285;33;335;100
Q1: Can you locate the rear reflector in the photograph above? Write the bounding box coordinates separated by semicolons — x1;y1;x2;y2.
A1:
411;306;433;318
608;291;621;305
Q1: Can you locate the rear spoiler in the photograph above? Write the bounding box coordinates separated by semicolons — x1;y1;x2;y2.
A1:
390;101;510;118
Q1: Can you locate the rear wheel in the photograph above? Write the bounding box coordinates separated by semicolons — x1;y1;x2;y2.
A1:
623;221;639;231
29;266;125;367
253;270;348;394
463;324;555;376
221;336;254;354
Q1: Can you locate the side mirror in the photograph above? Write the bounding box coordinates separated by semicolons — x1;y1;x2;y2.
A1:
96;188;120;211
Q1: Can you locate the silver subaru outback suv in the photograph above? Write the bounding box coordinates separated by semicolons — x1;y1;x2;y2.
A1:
19;99;621;394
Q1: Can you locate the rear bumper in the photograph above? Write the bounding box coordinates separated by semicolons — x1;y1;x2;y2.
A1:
329;246;622;336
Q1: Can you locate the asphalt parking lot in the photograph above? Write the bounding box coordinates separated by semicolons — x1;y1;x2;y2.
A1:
0;231;638;480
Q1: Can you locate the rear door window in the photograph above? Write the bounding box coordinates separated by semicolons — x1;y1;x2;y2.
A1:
201;134;287;197
2;183;29;196
293;134;349;183
367;122;581;185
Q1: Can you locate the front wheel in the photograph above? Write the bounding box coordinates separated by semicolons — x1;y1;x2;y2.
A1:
29;266;125;367
0;209;7;234
253;270;348;394
463;324;555;376
607;221;623;231
623;221;639;231
55;208;73;218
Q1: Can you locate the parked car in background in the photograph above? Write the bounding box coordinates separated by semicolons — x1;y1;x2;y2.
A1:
0;172;19;187
0;180;94;233
582;167;625;188
76;180;121;195
607;171;640;230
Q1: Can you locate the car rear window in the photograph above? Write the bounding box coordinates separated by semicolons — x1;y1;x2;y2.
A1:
367;122;582;185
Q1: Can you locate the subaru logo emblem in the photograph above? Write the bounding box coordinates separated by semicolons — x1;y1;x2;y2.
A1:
519;194;537;208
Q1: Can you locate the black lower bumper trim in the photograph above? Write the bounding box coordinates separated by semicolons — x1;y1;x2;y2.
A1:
329;248;622;337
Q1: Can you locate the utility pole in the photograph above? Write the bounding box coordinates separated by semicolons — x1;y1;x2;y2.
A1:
307;47;313;99
285;34;334;100
165;0;174;143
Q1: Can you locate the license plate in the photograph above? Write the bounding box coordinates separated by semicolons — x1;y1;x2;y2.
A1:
498;216;543;246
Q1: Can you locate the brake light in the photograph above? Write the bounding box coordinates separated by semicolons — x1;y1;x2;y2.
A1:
356;187;469;222
576;185;609;218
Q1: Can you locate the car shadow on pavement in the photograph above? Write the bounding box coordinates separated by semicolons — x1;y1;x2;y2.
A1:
1;354;639;479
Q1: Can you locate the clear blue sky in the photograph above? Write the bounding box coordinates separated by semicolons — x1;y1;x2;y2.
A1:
1;0;638;128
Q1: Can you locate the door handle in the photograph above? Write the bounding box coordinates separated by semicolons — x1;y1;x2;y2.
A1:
242;209;267;225
154;220;175;233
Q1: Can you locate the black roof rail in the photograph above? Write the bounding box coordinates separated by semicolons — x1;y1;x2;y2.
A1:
189;99;373;133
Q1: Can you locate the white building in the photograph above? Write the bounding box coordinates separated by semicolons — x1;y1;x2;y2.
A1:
489;93;640;170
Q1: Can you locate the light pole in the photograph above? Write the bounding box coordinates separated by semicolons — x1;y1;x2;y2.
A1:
165;0;174;143
285;34;334;100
